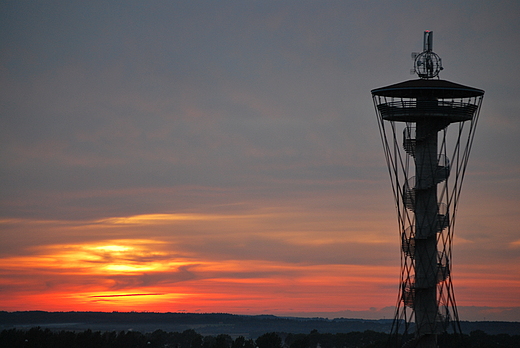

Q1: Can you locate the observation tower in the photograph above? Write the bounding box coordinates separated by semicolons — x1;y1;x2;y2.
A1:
371;31;484;348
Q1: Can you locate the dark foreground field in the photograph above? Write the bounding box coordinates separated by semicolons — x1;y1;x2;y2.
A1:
2;326;520;348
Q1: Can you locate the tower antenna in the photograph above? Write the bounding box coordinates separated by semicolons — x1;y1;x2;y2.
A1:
413;31;443;79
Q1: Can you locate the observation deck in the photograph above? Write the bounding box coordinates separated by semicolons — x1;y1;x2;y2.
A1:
372;79;484;123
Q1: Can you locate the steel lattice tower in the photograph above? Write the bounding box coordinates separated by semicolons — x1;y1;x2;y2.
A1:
371;31;484;348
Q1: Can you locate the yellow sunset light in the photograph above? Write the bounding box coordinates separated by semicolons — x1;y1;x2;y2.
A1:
103;263;165;273
0;239;181;276
98;212;276;225
92;245;131;252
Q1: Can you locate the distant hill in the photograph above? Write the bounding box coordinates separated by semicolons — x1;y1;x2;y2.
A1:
1;311;518;338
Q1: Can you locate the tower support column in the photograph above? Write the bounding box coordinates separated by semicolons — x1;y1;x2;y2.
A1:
414;118;440;347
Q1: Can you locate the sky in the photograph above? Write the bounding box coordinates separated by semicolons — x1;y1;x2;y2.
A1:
1;0;519;321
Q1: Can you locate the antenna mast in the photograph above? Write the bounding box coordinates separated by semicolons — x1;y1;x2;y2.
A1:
413;31;443;79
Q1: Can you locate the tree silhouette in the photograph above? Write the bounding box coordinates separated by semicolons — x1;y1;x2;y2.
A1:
256;332;282;348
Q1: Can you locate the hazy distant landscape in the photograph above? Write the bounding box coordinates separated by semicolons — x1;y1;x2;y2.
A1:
2;312;519;337
2;312;520;348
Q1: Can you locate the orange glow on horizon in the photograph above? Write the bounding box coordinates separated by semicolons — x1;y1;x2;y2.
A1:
0;236;398;313
1;213;519;317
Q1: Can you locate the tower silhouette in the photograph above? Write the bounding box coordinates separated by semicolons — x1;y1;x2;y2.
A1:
371;31;484;348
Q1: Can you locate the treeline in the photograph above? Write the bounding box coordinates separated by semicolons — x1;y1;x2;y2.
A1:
1;327;519;348
0;328;385;348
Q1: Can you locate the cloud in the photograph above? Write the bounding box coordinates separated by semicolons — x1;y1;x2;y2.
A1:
0;229;399;312
89;293;166;298
510;240;520;248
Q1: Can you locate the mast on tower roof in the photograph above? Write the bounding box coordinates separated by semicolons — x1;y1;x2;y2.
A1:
413;31;443;79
